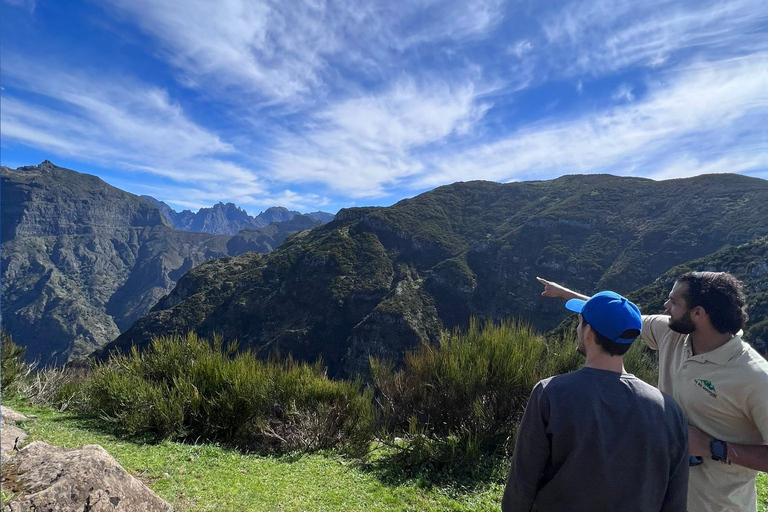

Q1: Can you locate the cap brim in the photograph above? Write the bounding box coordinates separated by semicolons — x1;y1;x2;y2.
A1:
565;298;586;313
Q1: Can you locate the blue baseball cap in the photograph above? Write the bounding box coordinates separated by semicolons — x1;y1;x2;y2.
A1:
565;291;642;344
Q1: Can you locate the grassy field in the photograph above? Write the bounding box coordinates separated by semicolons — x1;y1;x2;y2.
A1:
3;400;767;512
3;400;506;512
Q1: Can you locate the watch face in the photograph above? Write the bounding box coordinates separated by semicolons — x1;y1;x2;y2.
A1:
711;440;727;460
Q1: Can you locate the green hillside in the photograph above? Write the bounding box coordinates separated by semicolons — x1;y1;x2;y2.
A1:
103;174;768;376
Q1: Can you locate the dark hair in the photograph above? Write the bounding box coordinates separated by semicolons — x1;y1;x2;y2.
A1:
585;321;636;356
676;271;748;334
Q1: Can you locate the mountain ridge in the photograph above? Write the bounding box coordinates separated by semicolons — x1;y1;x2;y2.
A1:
139;196;334;235
0;162;328;366
102;173;768;376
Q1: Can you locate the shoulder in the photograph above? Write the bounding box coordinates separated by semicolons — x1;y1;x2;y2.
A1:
642;315;677;337
731;342;768;378
537;370;591;396
736;344;768;390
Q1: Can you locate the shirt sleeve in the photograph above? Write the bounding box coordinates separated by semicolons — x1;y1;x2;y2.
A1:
747;372;768;443
502;381;551;512
641;315;670;351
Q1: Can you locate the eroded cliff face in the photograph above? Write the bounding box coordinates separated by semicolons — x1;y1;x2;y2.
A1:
104;174;768;376
1;162;233;366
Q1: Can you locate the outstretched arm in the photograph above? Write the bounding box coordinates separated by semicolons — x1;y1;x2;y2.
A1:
536;277;589;302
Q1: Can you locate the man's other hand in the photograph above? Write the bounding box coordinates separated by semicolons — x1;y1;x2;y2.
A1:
688;425;712;458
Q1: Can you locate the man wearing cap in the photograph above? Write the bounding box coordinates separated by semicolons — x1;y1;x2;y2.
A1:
536;273;768;512
502;291;689;512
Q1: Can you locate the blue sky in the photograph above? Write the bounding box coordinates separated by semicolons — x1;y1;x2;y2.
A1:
1;0;765;215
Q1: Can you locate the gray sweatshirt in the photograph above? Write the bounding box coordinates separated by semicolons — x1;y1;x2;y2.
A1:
502;368;689;512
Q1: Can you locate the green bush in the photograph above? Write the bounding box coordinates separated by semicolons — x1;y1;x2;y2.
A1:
86;333;375;457
371;319;552;468
371;318;660;472
1;330;31;395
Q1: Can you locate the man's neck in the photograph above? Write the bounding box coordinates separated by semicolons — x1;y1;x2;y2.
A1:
690;328;734;355
584;353;626;374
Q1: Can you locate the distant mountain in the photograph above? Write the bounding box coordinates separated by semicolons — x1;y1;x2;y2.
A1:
139;196;334;235
0;162;324;366
102;174;768;377
307;211;335;223
227;215;323;254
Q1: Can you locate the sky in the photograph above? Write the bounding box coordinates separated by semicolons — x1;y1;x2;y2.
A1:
1;0;766;215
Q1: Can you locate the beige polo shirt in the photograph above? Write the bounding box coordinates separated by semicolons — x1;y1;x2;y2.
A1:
642;315;768;512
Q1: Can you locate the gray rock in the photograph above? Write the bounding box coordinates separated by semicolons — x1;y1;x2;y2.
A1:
0;406;29;464
1;441;173;511
0;407;28;425
0;425;27;464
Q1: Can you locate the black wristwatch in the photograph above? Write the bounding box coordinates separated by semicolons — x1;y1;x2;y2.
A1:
710;438;729;463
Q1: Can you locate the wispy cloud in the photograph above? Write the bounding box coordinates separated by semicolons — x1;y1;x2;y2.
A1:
541;0;766;77
0;58;266;197
268;81;491;197
612;83;635;102
101;0;504;104
414;54;767;187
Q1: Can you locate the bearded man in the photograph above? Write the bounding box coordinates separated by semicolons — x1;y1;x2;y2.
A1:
537;272;768;512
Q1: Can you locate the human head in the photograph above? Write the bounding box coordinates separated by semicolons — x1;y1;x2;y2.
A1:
566;291;642;357
666;271;748;335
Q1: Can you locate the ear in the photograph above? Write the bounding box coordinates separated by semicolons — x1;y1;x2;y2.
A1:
582;323;595;343
691;305;707;320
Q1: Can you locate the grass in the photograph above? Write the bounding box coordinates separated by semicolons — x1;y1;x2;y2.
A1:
759;473;768;512
4;400;768;511
3;399;505;512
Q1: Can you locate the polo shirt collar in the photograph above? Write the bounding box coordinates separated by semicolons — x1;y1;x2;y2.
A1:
697;335;744;365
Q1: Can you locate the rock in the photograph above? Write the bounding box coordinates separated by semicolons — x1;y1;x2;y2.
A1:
0;407;29;463
0;425;26;464
1;441;173;511
0;407;28;425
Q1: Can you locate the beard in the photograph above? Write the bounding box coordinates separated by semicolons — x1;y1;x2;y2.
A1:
668;310;696;334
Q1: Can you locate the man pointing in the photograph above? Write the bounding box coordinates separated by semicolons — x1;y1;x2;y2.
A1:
537;273;768;512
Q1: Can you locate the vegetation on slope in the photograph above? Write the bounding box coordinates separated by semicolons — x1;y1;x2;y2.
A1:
631;236;768;355
108;174;768;378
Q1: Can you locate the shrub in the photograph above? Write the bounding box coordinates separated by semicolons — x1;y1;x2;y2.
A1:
370;319;548;468
18;364;92;412
86;333;375;457
1;330;32;396
371;318;660;472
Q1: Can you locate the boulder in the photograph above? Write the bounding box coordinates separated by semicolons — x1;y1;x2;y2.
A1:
1;441;173;511
0;407;28;463
0;407;29;425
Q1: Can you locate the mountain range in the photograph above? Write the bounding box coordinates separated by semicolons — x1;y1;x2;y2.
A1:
139;196;333;236
0;161;330;366
100;174;768;377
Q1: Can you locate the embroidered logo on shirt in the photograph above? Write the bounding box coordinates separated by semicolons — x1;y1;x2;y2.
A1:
695;379;717;398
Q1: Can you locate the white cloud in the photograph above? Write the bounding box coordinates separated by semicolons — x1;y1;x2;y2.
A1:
267;81;491;197
102;0;504;104
509;40;533;59
0;59;265;196
612;84;635;102
645;155;766;181
541;0;766;77
413;54;767;187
